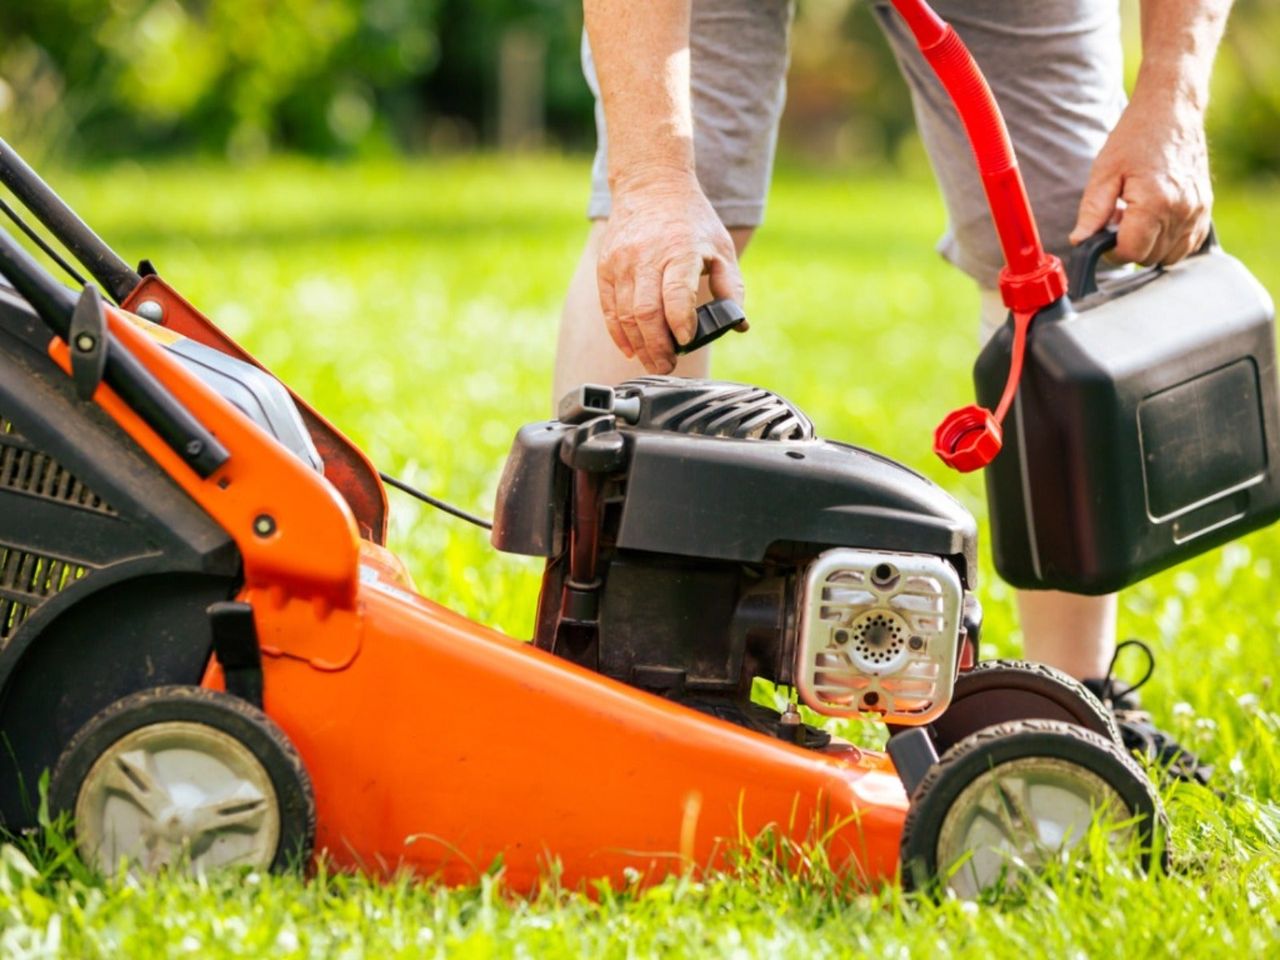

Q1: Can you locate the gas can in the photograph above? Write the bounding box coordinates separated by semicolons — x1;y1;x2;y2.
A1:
976;230;1280;594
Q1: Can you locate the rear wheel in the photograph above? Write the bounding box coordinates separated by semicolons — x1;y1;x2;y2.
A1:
49;686;315;875
920;659;1120;754
900;718;1165;898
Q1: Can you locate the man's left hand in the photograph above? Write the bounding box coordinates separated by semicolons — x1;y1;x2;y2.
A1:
1070;89;1213;266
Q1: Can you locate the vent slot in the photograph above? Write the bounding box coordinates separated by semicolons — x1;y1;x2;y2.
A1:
0;544;93;644
619;378;816;441
0;435;117;515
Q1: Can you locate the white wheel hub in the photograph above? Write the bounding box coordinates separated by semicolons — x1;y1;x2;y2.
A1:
936;756;1134;899
75;721;280;875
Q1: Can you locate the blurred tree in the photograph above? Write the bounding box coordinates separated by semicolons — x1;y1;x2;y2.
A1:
782;0;915;170
0;0;443;159
1205;0;1280;179
417;0;590;150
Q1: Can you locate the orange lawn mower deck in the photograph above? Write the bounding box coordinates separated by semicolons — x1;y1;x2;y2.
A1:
0;1;1166;898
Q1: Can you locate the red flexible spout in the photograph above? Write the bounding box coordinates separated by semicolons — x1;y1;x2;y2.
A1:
888;0;1069;471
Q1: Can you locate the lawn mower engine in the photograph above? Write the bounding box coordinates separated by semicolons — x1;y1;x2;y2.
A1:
494;377;980;742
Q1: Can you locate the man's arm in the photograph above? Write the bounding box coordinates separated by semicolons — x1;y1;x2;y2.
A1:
584;0;744;374
1071;0;1234;265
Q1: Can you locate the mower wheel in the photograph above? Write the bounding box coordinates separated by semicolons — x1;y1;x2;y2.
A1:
899;718;1166;898
906;659;1121;754
49;686;315;876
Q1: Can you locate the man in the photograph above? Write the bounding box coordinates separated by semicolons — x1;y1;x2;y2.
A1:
555;0;1230;776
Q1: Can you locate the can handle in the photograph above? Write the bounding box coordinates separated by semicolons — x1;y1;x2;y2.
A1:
1066;227;1119;300
1067;223;1220;301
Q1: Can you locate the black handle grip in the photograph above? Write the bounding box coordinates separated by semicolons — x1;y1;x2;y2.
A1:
673;298;746;355
1066;228;1118;301
0;225;228;477
1067;223;1220;302
0;136;141;304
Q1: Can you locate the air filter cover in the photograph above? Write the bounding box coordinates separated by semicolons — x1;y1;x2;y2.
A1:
796;548;963;725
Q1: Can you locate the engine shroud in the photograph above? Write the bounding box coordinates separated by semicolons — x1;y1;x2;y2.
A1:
496;379;977;572
492;377;977;729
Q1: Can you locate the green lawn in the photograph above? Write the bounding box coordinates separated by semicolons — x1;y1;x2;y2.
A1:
3;155;1280;956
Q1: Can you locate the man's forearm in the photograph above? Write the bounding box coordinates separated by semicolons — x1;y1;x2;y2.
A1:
1135;0;1233;115
1072;1;1231;267
584;0;696;189
582;0;743;374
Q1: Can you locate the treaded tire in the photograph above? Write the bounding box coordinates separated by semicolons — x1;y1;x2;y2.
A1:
899;718;1166;896
49;685;315;874
910;659;1121;754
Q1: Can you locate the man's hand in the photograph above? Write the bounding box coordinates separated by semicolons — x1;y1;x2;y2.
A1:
597;168;744;374
1071;0;1232;267
1070;91;1213;266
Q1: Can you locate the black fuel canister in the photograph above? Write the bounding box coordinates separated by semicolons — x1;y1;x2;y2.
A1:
977;232;1280;595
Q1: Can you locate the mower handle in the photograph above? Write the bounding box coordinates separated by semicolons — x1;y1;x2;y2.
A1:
0;137;141;304
0;223;228;477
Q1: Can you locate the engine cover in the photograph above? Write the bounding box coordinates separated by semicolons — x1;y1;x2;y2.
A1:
796;548;963;724
492;376;980;744
492;377;977;583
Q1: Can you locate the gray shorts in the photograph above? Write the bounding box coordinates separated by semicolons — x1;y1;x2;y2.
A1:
584;0;1126;289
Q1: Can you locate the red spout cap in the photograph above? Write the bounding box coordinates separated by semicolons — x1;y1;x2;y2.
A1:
934;404;1003;472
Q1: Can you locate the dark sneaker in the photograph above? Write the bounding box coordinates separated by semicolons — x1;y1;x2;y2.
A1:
1083;639;1213;787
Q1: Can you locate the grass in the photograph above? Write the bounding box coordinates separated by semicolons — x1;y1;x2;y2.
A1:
3;154;1280;956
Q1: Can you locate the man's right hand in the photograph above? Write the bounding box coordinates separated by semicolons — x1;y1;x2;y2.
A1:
597;167;745;374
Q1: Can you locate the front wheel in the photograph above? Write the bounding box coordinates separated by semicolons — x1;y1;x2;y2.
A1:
899;718;1166;898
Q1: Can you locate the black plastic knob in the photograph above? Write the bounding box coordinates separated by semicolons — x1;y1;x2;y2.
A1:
674;298;747;355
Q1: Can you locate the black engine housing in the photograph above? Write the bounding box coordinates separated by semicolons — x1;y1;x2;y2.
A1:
493;378;977;704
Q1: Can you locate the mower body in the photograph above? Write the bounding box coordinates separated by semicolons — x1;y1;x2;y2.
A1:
0;269;949;888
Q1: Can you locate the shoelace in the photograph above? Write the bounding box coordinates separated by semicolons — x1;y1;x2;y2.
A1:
1098;638;1156;711
1098;639;1213;787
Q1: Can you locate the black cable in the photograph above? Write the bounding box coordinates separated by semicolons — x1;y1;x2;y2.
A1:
379;471;493;530
0;195;86;287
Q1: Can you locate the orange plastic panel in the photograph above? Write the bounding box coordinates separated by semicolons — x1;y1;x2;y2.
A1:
228;576;908;891
120;275;389;543
49;304;361;606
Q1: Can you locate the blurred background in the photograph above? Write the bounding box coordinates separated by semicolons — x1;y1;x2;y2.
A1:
1;0;1277;178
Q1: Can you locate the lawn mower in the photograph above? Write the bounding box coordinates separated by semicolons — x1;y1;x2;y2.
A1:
0;0;1171;898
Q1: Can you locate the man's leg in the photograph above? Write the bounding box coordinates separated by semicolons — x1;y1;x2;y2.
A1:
553;223;754;405
555;0;792;402
1018;593;1117;678
876;0;1127;680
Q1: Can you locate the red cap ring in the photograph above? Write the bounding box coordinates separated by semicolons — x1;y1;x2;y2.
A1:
934;404;1003;472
